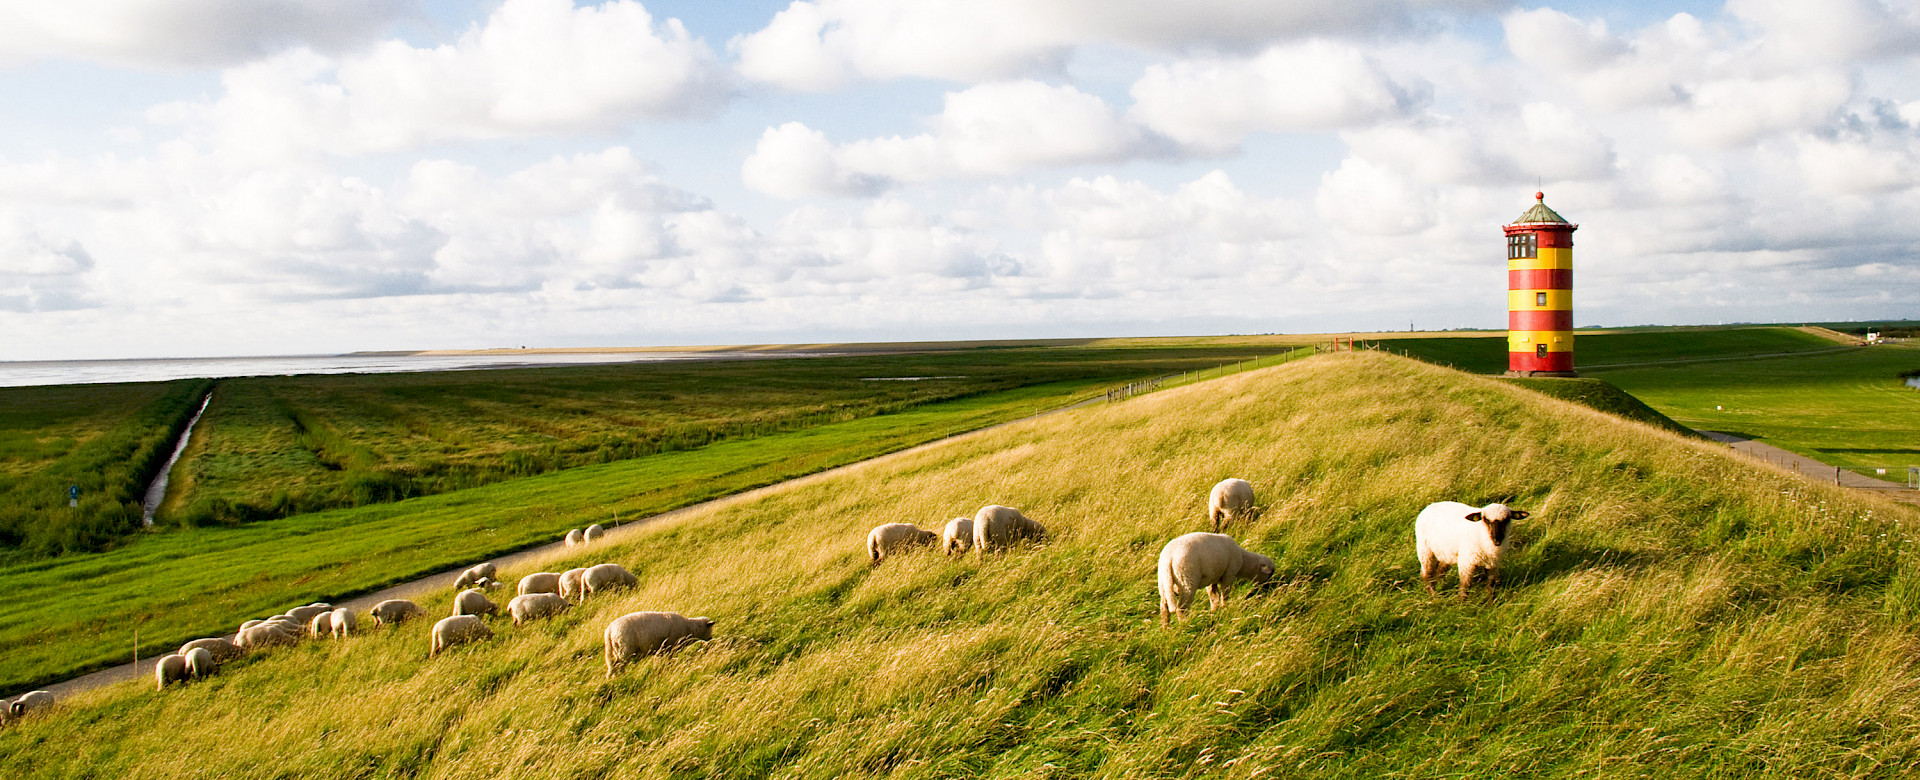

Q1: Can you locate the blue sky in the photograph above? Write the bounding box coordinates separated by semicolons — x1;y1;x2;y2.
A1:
1;0;1916;359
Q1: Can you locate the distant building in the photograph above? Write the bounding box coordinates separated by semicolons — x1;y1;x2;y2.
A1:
1504;192;1578;377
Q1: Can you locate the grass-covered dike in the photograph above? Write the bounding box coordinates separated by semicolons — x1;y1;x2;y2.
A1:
5;351;1919;778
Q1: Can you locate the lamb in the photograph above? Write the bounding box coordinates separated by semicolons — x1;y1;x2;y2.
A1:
179;637;243;663
559;568;588;602
183;647;216;680
1415;501;1528;599
330;607;356;638
1157;532;1276;623
867;522;938;565
603;612;715;677
1208;478;1258;532
518;572;562;596
584;523;606;543
972;505;1047;554
941;517;974;556
452;588;499;619
154;653;190;690
430;615;493;657
370;599;426;626
582;563;639;595
9;690;54;719
453;562;498;590
565;528;584;547
308;611;335;639
509;593;573;626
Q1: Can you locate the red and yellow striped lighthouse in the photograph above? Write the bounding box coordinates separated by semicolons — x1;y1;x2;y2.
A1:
1504;192;1577;376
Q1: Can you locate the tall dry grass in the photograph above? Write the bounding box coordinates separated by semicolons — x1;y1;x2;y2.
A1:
5;351;1918;778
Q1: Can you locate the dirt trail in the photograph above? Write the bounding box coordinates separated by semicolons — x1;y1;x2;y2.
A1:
1698;430;1920;507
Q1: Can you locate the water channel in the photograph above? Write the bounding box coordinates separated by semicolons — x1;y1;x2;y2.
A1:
141;392;213;526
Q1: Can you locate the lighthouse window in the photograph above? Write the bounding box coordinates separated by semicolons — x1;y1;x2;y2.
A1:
1537;343;1548;358
1507;234;1537;259
1536;292;1548;306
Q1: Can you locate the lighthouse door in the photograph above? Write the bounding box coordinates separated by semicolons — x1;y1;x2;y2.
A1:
1536;343;1548;359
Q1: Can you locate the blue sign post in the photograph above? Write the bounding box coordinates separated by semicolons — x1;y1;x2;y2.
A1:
69;485;79;507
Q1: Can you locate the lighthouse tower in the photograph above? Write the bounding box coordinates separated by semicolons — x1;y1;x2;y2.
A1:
1504;192;1577;376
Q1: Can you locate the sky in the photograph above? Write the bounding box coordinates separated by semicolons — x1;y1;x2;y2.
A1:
1;0;1916;360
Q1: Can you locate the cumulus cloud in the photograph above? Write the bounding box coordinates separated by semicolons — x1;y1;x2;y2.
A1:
150;0;727;159
0;0;407;68
1129;40;1425;154
0;215;98;312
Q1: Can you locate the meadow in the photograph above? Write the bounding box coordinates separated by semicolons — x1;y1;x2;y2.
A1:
1374;325;1842;374
5;351;1917;778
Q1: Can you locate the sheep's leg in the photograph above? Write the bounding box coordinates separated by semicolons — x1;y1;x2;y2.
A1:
1457;564;1475;600
1484;567;1501;603
1419;555;1441;597
1211;508;1224;533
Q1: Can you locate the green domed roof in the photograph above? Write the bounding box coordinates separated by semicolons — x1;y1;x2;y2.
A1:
1513;192;1568;225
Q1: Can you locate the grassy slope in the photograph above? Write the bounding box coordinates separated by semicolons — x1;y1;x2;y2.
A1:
1497;377;1697;437
7;352;1919;778
1588;343;1920;479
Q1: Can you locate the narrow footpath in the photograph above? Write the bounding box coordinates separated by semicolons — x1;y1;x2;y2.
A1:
1698;430;1920;507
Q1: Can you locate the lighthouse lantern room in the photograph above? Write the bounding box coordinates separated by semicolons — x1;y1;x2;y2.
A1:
1504;192;1577;377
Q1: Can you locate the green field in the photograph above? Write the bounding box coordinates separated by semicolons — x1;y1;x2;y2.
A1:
6;352;1916;778
1374;326;1842;374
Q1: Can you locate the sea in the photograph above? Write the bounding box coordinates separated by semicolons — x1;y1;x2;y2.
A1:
0;351;809;388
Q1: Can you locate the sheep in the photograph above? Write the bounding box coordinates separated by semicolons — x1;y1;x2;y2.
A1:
286;604;332;627
867;522;938;565
582;563;638;595
9;690;54;719
584;523;606;543
179;637;244;663
603;612;715;677
509;593;573;626
565;528;584;547
452;588;499;619
972;505;1047;554
559;568;588;602
330;607;356;638
370;599;426;626
1416;501;1528;599
237;619;263;633
518;572;562;596
453;562;498;590
154;653;190;690
1208;478;1258;532
237;621;300;650
308;611;335;639
183;647;216;680
1157;532;1275;623
430;615;493;657
941;517;974;556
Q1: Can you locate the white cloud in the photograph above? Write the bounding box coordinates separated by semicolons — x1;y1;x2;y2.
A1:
1129;40;1425;154
0;214;97;312
0;0;407;68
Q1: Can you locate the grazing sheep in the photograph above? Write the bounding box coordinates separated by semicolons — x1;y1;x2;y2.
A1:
972;505;1047;554
154;654;190;690
330;607;356;638
1157;532;1276;623
509;593;573;626
941;517;974;556
370;599;426;626
1416;501;1528;599
179;637;243;663
1208;478;1258;532
559;568;588;602
565;528;584;547
453;562;498;590
603;612;715;677
286;604;331;627
308;611;334;639
518;572;562;596
183;647;216;680
584;523;606;543
9;690;54;718
430;615;493;657
237;621;300;650
238;619;262;633
867;523;938;565
582;563;639;595
452;589;499;619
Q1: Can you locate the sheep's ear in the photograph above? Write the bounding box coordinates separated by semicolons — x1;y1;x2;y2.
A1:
1511;510;1530;520
1466;512;1484;523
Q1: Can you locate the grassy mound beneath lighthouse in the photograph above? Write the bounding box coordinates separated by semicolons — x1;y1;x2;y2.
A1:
5;351;1919;779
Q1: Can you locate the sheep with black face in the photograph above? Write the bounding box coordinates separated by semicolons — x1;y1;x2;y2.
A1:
1415;501;1529;599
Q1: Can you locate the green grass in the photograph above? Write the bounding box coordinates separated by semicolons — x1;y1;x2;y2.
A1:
6;351;1918;778
1587;343;1920;480
1375;326;1842;374
1496;377;1698;437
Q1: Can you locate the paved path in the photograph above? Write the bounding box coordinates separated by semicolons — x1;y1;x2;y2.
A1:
1698;430;1920;507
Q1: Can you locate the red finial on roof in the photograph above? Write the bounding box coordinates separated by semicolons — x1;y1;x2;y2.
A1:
1535;191;1544;201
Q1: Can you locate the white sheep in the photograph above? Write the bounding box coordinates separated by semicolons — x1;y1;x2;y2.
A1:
585;523;606;543
972;505;1047;554
559;568;588;602
565;528;584;547
179;637;243;663
237;619;262;633
867;523;937;565
1208;478;1258;532
453;562;498;590
509;593;573;626
582;563;638;595
452;589;499;619
941;517;974;556
518;572;562;596
9;690;54;719
1415;501;1528;599
1157;532;1275;623
286;604;332;627
237;621;299;650
330;607;356;638
154;653;190;690
370;599;426;626
603;611;714;677
308;611;334;639
430;615;493;657
183;647;216;680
